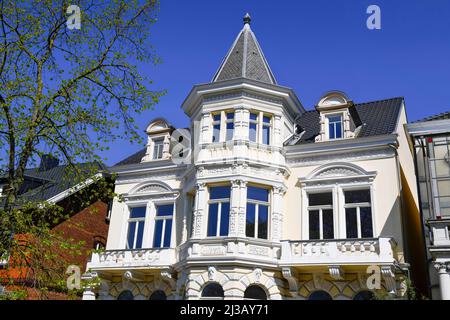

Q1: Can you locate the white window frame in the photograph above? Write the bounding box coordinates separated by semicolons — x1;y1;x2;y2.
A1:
306;190;335;240
152;202;175;248
152;138;165;160
249;111;272;145
339;183;377;239
326;113;344;140
211;110;235;143
126;205;147;249
246;186;271;239
207;186;230;237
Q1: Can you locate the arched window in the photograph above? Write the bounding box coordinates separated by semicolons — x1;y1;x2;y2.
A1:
308;290;332;300
149;290;167;300
201;283;224;299
353;290;375;300
244;285;267;300
117;290;134;300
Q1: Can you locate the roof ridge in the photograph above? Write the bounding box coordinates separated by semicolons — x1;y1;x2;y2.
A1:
355;96;404;106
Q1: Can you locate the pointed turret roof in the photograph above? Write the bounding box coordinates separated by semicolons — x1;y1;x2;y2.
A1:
211;13;277;84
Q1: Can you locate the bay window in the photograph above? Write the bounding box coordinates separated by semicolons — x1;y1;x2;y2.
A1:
212;114;221;142
153;204;174;248
307;192;334;240
248;112;272;145
344;189;373;238
249;112;258;142
211;111;235;142
126;206;146;249
207;186;230;237
246;186;270;239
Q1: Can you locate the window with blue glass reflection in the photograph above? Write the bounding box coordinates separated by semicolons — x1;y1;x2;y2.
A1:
153;204;174;248
246;186;269;239
262;116;271;145
327;114;343;139
212;114;221;142
126;206;146;249
249;113;258;142
207;186;230;237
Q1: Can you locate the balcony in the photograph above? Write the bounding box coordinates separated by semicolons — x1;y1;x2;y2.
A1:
86;248;176;273
279;237;398;267
176;237;281;268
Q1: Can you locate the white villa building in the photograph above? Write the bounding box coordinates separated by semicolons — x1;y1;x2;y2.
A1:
82;14;426;300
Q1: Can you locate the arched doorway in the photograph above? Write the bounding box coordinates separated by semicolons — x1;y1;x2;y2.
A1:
308;290;332;300
149;290;167;300
244;285;267;300
117;290;134;300
201;283;224;300
353;290;375;300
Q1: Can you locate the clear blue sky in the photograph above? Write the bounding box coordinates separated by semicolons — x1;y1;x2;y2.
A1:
104;0;450;165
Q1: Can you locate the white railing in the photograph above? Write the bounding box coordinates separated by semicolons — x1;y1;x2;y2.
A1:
178;237;281;266
279;237;397;266
87;248;176;270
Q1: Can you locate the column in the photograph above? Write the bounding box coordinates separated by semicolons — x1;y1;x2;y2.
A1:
162;134;171;159
191;183;207;239
272;114;282;147
200;112;212;144
229;180;241;237
435;262;450;300
272;186;285;241
237;180;248;237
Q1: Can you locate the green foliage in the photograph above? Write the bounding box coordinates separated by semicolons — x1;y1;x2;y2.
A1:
0;0;162;298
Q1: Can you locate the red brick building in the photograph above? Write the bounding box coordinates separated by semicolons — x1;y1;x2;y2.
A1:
0;158;111;299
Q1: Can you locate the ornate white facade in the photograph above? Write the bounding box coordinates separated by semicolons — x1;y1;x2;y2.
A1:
83;14;423;300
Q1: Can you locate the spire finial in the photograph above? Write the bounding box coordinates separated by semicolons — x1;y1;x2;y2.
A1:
243;13;251;25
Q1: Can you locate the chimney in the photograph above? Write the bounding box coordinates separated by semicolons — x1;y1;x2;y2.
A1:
39;154;60;171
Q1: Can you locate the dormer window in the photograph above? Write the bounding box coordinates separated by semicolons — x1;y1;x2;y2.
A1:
327;114;343;140
314;91;361;143
153;138;164;159
142;118;173;162
212;111;235;142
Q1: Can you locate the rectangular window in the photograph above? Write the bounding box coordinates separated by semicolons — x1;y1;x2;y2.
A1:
212;114;221;143
207;186;230;237
307;192;334;240
344;189;373;238
249;113;258;142
249;112;272;145
327;115;343;140
153;204;174;248
427;135;450;217
126;206;146;249
246;186;270;239
153;138;164;159
262;116;271;145
226;112;234;140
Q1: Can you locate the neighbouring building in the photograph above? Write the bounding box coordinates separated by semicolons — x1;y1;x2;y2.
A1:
82;14;426;300
407;112;450;300
0;157;111;299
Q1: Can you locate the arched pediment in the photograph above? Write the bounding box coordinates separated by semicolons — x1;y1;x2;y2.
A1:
130;181;173;194
316;91;350;110
305;162;376;181
145;118;172;134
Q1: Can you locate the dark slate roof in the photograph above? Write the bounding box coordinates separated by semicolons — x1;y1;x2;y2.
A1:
211;14;276;85
1;162;107;204
286;97;404;145
413;111;450;123
114;148;146;166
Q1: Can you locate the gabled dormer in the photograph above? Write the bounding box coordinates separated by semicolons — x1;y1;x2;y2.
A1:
314;91;362;142
141;118;174;162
